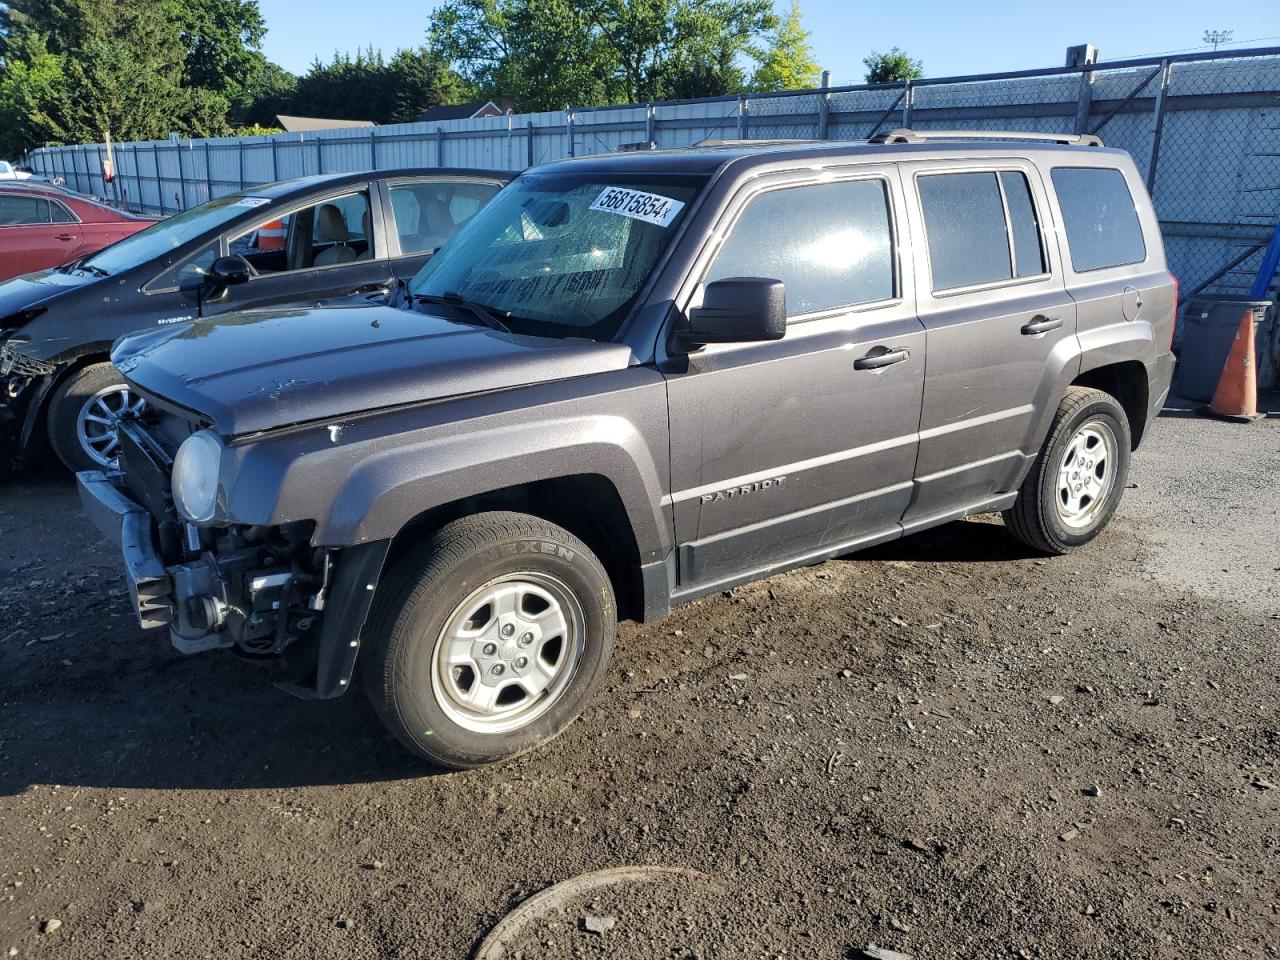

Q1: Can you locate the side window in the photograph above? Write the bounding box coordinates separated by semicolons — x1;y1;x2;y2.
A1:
49;201;77;225
999;172;1045;278
918;172;1011;291
389;179;503;256
227;190;373;274
918;170;1048;291
0;195;49;225
706;179;895;317
1050;167;1146;272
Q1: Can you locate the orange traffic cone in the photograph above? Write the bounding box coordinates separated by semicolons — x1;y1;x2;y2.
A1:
1200;309;1264;423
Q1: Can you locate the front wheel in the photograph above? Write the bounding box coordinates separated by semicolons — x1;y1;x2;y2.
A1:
362;512;616;769
46;362;147;473
1003;386;1131;554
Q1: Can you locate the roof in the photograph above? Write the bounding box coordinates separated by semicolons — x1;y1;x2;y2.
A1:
545;135;1126;177
276;115;375;133
414;101;508;123
242;167;515;201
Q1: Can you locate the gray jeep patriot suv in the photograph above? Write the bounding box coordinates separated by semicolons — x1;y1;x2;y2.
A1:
79;130;1176;768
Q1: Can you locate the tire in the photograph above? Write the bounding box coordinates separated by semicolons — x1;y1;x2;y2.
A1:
46;362;145;473
1003;386;1131;555
362;511;616;769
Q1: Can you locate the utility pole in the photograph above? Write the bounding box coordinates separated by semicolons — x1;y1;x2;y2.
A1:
1203;29;1233;52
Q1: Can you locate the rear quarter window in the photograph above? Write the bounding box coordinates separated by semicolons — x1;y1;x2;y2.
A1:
1050;167;1146;272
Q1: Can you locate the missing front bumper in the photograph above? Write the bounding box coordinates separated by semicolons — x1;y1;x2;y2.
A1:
77;470;174;629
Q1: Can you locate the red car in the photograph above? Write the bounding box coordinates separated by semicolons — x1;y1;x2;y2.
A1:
0;182;155;281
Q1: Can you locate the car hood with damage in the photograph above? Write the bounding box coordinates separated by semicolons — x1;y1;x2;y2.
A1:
111;304;638;436
0;268;97;332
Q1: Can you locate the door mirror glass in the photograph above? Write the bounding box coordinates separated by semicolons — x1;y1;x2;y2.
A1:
680;277;786;347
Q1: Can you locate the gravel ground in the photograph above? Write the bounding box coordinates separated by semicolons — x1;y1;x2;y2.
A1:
1;393;1277;960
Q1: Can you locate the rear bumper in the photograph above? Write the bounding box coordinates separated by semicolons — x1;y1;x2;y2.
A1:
1147;351;1176;422
77;470;174;629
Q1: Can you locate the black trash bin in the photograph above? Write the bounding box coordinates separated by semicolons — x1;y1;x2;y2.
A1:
1177;295;1272;402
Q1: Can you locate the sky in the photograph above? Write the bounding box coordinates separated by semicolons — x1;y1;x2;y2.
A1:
257;0;1280;87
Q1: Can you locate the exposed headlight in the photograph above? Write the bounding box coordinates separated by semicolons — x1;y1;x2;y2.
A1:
171;429;223;523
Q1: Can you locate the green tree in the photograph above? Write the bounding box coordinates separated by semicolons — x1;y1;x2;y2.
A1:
750;1;820;92
0;37;72;156
863;46;923;84
429;0;778;110
284;47;463;125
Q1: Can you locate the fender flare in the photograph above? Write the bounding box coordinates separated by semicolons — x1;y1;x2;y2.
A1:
311;413;672;563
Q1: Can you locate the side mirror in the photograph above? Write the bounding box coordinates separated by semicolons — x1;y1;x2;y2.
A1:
210;255;252;288
680;277;786;348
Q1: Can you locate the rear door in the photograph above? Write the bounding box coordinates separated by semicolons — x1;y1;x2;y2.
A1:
381;176;507;282
899;158;1077;528
663;165;926;595
0;193;82;278
205;184;394;315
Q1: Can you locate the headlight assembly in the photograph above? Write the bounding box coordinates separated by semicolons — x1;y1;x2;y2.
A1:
171;429;224;523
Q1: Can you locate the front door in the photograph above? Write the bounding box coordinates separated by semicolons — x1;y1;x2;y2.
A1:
899;160;1077;528
663;167;926;596
206;185;394;316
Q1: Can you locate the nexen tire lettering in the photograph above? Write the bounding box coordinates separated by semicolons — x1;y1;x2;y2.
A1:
480;541;577;562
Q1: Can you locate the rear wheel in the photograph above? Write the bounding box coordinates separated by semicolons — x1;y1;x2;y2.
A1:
1003;386;1131;554
47;362;147;473
362;511;616;769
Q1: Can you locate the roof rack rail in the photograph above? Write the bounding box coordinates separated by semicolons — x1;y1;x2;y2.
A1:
869;128;1104;147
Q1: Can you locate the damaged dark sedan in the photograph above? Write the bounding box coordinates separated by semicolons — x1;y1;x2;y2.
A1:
1;167;510;473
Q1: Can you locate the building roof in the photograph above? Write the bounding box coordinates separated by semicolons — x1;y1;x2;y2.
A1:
276;115;375;133
414;101;508;123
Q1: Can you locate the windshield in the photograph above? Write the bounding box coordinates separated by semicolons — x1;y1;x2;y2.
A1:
80;192;264;276
408;171;705;340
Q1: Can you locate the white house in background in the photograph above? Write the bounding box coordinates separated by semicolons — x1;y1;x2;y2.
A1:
413;101;513;124
275;115;375;133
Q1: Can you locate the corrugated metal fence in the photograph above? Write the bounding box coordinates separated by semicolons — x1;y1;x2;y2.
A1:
27;47;1280;298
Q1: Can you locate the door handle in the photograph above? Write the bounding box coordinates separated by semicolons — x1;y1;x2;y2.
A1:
1021;315;1063;335
54;233;76;241
854;347;910;370
353;283;390;297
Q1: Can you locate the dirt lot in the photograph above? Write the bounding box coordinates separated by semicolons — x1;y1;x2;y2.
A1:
1;394;1278;960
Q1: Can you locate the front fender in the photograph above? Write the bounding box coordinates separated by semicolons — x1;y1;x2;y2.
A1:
323;412;670;559
220;369;674;563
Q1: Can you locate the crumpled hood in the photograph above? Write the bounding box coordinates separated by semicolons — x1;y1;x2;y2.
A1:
0;269;95;330
112;303;637;436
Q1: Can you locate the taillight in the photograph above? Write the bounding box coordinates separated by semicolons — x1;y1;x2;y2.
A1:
1169;272;1179;349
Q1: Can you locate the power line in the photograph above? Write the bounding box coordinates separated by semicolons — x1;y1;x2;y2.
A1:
1104;34;1280;61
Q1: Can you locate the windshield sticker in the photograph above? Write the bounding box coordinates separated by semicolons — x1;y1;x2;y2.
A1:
589;187;685;227
233;197;271;208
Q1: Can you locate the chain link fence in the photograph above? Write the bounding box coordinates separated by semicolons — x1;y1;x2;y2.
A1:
28;47;1280;299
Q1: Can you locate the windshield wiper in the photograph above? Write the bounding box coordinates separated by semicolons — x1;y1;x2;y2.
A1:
78;263;110;278
413;291;512;334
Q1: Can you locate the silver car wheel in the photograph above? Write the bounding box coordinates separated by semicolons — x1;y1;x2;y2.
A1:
76;384;146;467
1054;419;1117;530
431;572;586;735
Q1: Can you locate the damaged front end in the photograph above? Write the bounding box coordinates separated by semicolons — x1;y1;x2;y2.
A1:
78;413;388;699
0;337;57;465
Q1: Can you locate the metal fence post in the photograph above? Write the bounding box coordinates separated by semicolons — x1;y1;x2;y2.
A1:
526;120;535;168
740;98;750;139
817;70;831;139
204;142;213;203
270;137;278;183
153;143;164;215
1146;59;1173;194
645;103;656;146
1073;67;1095;134
903;80;915;127
369;127;377;169
567;112;576;157
436;126;445;166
